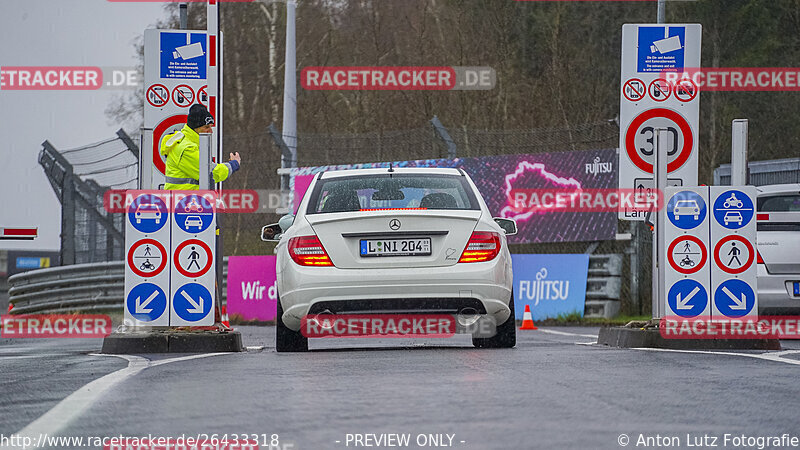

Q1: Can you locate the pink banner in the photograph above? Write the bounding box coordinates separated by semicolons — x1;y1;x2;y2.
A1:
226;256;277;322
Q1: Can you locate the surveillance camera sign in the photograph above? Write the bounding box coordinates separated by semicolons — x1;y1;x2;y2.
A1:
160;32;207;79
637;27;686;73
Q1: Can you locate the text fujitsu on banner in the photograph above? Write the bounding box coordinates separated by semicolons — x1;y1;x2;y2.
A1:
289;149;617;244
511;254;589;320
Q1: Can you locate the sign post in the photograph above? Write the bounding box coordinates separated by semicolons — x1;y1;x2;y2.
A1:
653;128;669;319
619;24;702;221
731;119;749;186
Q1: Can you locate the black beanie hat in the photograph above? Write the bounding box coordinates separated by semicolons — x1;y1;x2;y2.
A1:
187;104;215;129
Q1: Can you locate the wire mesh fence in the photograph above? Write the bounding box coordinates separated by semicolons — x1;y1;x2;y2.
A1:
39;130;137;265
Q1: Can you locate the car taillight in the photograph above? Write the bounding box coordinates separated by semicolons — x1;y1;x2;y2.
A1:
288;235;333;266
459;231;501;263
757;250;764;265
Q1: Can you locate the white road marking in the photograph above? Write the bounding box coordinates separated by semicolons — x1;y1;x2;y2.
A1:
632;347;800;366
1;352;231;450
535;328;598;339
245;346;265;352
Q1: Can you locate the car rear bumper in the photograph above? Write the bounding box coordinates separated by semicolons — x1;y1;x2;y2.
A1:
757;264;800;314
277;256;512;331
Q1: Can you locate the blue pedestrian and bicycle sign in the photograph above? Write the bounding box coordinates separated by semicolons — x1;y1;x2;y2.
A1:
126;283;167;322
174;194;214;234
173;283;213;322
668;279;708;318
712;189;754;230
714;279;756;317
667;191;706;230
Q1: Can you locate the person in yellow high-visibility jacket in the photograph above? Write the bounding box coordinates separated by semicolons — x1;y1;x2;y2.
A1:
161;104;241;190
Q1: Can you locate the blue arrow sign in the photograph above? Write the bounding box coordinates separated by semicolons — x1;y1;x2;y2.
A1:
713;189;754;230
714;279;756;317
126;283;167;322
128;194;168;234
668;279;708;318
173;283;213;322
667;191;706;230
174;195;214;234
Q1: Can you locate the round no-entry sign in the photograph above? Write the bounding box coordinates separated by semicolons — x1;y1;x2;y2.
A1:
127;238;168;278
173;238;213;278
667;235;707;275
625;108;694;174
713;235;755;274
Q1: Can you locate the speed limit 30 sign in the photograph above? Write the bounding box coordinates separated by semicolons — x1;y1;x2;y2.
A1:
618;24;702;221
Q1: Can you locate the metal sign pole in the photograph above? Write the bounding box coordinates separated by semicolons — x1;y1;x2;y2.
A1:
657;0;666;24
731;119;749;186
139;128;154;190
199;133;212;190
179;3;188;29
652;127;668;319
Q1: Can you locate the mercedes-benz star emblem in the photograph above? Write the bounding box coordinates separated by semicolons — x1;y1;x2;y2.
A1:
389;219;401;230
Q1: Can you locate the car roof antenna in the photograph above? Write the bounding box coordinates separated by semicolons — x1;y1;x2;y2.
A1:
388;163;394;173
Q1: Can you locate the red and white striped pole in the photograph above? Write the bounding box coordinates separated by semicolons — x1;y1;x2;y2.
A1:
207;0;220;176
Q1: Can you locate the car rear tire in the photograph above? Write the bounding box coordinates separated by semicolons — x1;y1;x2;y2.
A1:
276;298;308;353
472;294;516;349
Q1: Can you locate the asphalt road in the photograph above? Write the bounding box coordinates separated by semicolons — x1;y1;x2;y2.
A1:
3;327;800;450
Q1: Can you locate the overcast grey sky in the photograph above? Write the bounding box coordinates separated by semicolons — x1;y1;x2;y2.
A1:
0;0;165;251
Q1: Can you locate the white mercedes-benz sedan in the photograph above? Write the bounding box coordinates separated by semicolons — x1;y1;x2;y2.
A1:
755;183;800;315
262;167;516;352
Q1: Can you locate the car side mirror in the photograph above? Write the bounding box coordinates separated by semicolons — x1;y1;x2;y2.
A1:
261;223;282;242
278;214;295;232
493;218;517;235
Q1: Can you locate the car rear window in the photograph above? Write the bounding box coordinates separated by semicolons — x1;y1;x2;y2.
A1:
306;174;480;214
758;194;800;212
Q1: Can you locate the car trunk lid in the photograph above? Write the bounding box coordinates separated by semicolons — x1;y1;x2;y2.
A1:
305;209;482;269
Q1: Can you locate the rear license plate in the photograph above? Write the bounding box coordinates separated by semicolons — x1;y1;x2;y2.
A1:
794;282;800;296
360;238;431;257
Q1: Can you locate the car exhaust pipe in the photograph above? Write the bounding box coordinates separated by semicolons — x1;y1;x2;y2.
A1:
311;309;336;330
456;307;481;326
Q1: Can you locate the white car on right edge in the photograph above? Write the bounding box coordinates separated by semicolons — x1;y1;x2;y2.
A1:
756;184;800;315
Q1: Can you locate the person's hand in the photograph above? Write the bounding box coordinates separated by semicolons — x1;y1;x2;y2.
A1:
229;152;241;164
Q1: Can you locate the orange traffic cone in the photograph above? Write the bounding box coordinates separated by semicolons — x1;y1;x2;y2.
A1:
220;304;230;328
519;304;538;330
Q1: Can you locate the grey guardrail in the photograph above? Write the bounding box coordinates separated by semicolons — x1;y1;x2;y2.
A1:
8;259;229;315
9;254;621;315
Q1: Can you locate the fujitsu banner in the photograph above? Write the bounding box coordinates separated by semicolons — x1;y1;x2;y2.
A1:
289;149;618;244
